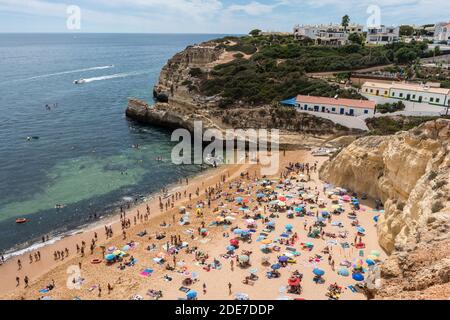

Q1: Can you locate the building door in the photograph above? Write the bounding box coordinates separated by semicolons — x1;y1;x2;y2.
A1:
340;108;345;115
376;90;379;96
406;94;411;100
349;109;354;116
321;106;326;112
418;96;422;102
314;106;319;112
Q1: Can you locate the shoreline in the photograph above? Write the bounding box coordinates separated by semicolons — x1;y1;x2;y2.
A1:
0;160;247;297
1;165;215;261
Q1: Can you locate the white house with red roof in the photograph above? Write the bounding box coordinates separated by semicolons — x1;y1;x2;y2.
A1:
294;95;376;116
434;22;450;44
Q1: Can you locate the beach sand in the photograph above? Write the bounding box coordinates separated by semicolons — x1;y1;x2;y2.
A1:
0;150;385;300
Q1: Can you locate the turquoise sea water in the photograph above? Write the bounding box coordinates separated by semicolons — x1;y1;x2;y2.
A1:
0;33;225;254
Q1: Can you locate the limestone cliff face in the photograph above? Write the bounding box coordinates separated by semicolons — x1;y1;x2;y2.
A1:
320;119;450;299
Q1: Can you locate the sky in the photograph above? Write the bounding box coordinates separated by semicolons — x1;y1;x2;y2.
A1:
0;0;449;33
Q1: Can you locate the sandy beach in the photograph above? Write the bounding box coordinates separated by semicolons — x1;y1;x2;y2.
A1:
0;150;385;300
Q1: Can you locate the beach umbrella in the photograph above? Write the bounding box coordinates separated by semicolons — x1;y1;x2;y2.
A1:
226;245;236;251
112;250;123;256
107;246;116;252
224;216;236;221
357;227;366;234
278;256;288;263
352;273;365;281
313;268;325;276
216;216;225;222
288;277;301;286
122;245;131;251
294;207;302;212
343;195;351;202
186;291;198;299
235;293;249;300
271;263;281;270
370;250;381;257
230;239;239;246
200;228;207;233
260;245;270;251
278;201;286;207
256;193;265;199
278;196;287;202
269;200;279;205
242;198;250;204
366;259;376;266
266;221;275;227
261;239;272;245
105;254;116;261
246;219;255;225
238;255;249;263
373;215;379;222
249;268;258;274
285;224;293;231
338;268;350;277
233;229;243;235
235;197;244;203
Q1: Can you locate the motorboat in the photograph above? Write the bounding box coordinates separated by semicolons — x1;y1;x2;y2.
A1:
311;148;338;157
16;218;28;224
73;78;86;84
204;154;224;167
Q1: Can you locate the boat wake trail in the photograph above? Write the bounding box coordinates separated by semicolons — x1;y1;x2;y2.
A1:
81;71;148;83
7;65;115;83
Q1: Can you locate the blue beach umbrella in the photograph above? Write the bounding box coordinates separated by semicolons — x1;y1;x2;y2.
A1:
278;256;288;263
366;259;375;266
357;227;366;234
338;268;350;277
266;221;275;227
105;254;115;261
226;245;236;251
373;215;379;222
233;229;243;235
256;193;265;198
271;263;281;270
313;268;325;276
236;197;244;203
294;207;302;212
352;273;364;281
187;291;198;299
285;224;293;231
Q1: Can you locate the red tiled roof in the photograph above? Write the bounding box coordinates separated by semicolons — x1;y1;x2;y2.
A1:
296;95;376;109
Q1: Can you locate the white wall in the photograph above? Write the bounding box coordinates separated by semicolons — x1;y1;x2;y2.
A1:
389;89;448;106
295;103;373;117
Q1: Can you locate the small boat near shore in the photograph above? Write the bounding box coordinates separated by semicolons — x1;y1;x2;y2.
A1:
15;218;28;224
311;148;338;157
73;78;86;84
204;154;224;167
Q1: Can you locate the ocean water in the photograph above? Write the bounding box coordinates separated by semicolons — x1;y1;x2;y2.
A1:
0;33;225;255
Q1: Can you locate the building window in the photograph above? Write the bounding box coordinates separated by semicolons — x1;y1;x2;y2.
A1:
332;107;336;112
399;93;403;98
430;98;434;102
370;89;373;93
392;92;395;97
384;91;388;95
364;110;369;114
412;95;416;99
436;98;440;103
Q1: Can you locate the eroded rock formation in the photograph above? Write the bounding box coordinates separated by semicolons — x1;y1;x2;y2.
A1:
320;119;450;299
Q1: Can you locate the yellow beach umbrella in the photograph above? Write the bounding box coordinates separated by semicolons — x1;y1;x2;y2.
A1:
261;239;272;244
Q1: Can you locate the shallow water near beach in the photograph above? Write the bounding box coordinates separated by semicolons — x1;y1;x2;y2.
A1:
0;33;226;254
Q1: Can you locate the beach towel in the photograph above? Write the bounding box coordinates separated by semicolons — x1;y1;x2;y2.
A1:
179;287;190;293
39;288;50;293
140;268;154;277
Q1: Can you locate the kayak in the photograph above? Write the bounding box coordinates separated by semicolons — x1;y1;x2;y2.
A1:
16;218;28;224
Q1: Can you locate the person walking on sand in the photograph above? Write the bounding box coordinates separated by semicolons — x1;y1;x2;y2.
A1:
98;285;102;297
17;259;22;270
16;276;20;287
24;276;29;288
203;283;207;295
107;283;112;294
230;260;234;271
228;282;232;295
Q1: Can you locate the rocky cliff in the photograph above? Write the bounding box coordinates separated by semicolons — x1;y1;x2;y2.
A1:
128;39;361;148
320;119;450;299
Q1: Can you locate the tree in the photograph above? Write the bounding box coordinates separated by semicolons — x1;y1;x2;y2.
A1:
341;15;350;31
399;25;414;36
249;29;262;37
395;47;417;64
348;33;363;45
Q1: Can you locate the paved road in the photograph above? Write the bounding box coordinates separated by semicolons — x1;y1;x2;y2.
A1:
300;110;369;131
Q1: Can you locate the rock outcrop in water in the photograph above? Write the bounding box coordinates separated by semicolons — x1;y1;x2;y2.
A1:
320;119;450;299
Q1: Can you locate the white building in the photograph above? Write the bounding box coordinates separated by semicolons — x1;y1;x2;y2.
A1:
366;25;400;45
434;22;450;44
294;95;376;116
293;23;363;46
362;81;450;106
